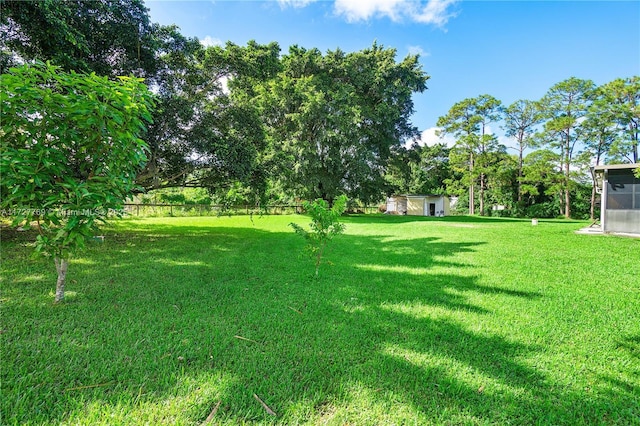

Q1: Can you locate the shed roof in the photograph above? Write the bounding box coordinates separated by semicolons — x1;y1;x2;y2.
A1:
391;194;448;198
593;163;639;172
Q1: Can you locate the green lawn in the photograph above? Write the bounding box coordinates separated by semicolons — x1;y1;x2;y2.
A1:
2;215;639;425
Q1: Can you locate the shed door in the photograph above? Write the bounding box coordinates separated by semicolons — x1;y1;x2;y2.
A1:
387;198;396;213
429;203;436;216
398;198;407;214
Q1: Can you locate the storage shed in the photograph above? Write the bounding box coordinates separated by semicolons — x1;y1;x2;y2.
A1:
386;195;450;216
593;163;640;235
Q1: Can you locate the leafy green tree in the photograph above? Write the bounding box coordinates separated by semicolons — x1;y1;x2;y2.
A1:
383;145;416;195
1;0;156;77
538;77;595;218
581;87;619;219
385;142;453;196
290;195;348;277
520;150;564;217
0;62;153;302
437;94;503;215
131;26;206;190
436;100;478;214
481;150;518;214
475;131;506;214
258;43;428;205
137;40;281;203
569;181;596;220
503;99;543;203
408;143;453;195
600;76;640;163
1;1;278;199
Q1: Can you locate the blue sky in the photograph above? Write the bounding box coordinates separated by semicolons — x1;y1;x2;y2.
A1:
146;0;640;147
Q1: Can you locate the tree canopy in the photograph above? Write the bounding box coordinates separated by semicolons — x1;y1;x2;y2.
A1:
0;62;153;301
538;77;596;218
436;94;503;215
1;0;280;200
257;43;429;205
1;0;155;76
137;40;281;198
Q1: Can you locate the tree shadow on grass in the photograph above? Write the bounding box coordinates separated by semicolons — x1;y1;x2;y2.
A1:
616;334;640;360
341;214;588;228
341;214;530;225
1;221;636;424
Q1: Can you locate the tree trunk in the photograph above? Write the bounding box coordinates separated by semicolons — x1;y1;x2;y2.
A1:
469;152;475;215
564;180;571;218
518;151;522;203
518;144;524;203
630;122;638;163
479;173;485;216
314;242;325;278
54;257;69;303
590;183;597;221
564;137;571;218
590;154;602;221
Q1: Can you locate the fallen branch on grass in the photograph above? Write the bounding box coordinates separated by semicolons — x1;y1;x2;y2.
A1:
288;306;303;315
234;335;260;344
201;400;221;424
253;393;276;416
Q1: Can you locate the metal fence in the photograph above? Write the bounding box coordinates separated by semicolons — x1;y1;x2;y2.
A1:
123;203;380;217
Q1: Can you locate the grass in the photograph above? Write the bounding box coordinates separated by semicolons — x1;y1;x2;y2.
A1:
1;214;639;425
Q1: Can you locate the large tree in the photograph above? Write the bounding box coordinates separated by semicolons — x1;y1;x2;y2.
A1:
1;0;156;77
520;149;564;217
386;142;453;196
538;77;595;218
503;99;543;204
581;86;619;219
257;43;429;204
599;76;640;163
0;62;153;302
2;0;280;198
437;94;503;215
137;40;281;197
475;146;516;213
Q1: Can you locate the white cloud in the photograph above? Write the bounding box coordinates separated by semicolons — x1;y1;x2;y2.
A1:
498;134;516;150
334;0;406;22
274;0;459;26
413;0;458;26
333;0;458;26
200;36;223;47
407;45;429;57
277;0;318;9
412;127;457;148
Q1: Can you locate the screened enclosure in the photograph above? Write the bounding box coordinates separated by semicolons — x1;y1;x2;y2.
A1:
606;169;640;210
595;164;640;235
